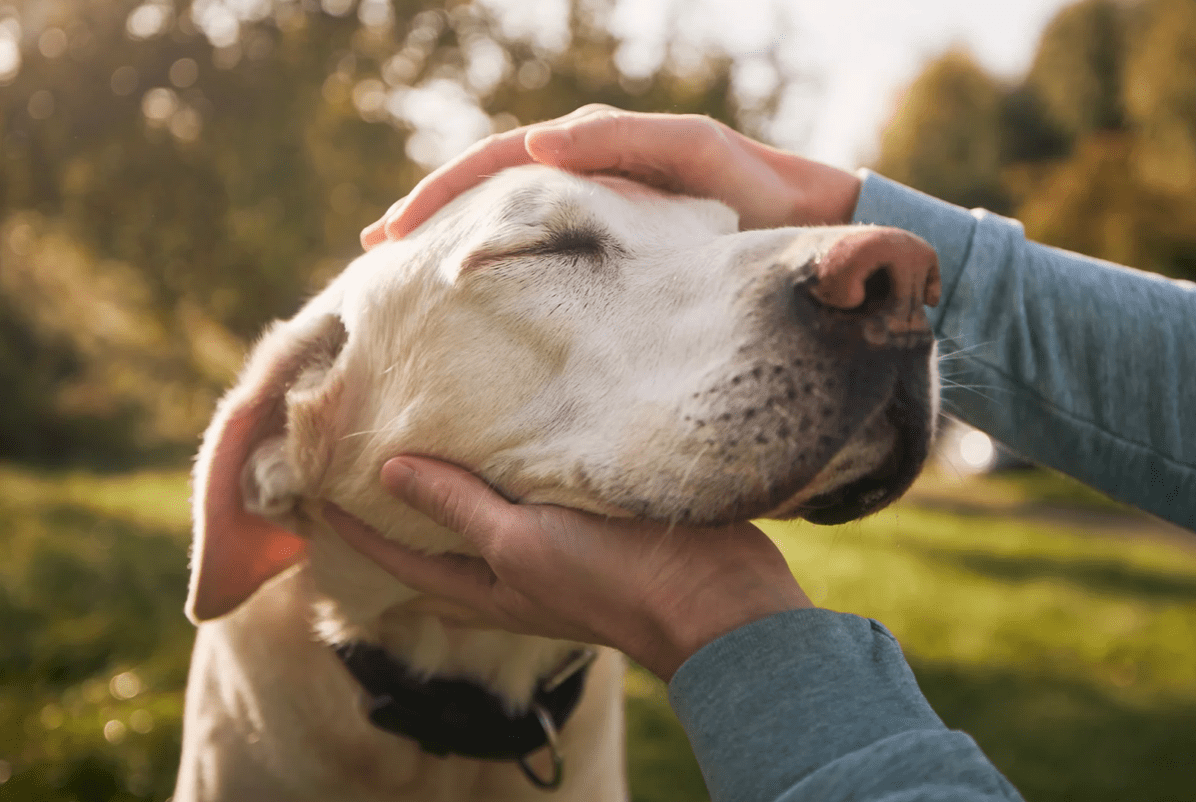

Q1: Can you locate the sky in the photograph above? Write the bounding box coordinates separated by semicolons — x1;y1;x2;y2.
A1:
604;0;1082;168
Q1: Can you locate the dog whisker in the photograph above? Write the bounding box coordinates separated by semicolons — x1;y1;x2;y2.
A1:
753;446;774;514
936;339;996;362
937;378;1008;403
673;441;714;525
338;428;391;441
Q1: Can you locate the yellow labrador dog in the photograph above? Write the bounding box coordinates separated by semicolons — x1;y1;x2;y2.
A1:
176;165;940;801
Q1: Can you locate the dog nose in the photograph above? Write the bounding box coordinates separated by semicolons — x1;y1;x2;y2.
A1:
805;229;940;347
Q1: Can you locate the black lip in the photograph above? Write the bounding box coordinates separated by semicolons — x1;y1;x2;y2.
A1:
797;379;931;525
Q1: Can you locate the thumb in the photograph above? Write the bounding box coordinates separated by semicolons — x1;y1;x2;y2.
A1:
322;502;498;607
380;457;516;550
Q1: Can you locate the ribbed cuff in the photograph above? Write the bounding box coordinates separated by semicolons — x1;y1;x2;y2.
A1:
668;608;944;802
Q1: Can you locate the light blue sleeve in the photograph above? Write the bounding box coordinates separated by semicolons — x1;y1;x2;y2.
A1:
852;170;1196;531
666;176;1196;802
669;608;1023;802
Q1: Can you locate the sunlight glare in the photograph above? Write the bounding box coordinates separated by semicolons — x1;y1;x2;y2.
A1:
959;430;997;471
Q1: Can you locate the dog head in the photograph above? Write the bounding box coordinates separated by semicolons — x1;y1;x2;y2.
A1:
186;165;939;624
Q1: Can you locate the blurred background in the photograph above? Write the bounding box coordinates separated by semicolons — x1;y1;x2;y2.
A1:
1;0;1194;799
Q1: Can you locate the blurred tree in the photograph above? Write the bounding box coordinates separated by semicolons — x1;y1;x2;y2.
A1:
1015;134;1162;271
874;51;1009;213
996;84;1071;164
0;0;787;466
875;0;1196;283
1026;0;1128;138
1124;0;1196;194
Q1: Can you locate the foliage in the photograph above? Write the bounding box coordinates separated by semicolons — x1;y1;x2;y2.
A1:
1026;0;1127;137
873;51;1009;212
2;463;1194;801
0;465;193;801
875;0;1196;281
765;468;1196;802
0;0;776;467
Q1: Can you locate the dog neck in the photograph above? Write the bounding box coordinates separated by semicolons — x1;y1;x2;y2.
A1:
285;505;583;708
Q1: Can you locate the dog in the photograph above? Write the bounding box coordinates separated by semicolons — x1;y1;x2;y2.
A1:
175;164;940;801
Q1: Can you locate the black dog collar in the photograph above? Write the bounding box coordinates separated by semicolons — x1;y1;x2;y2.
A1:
334;642;595;789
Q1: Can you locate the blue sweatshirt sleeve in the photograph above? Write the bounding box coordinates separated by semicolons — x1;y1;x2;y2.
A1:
666;175;1196;802
852;170;1196;531
669;609;1023;802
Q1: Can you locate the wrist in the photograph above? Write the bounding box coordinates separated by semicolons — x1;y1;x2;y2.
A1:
800;161;862;226
640;581;813;681
820;166;863;225
769;150;862;226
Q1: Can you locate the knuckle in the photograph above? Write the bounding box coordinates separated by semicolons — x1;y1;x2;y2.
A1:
465;134;501;159
574;102;616;117
688;115;729;158
583;105;632;132
484;515;528;568
429;478;466;531
461;132;505;161
486;514;519;553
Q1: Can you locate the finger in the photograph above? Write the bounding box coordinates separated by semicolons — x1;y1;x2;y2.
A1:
526;112;731;191
361;218;386;250
380;457;518;552
383;130;537;240
323;502;500;609
361;197;407;250
369;106;620;245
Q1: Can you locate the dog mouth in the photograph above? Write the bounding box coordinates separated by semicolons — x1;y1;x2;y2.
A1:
790;378;931;525
556;351;936;528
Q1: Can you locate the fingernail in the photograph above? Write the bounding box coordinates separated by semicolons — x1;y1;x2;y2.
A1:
528;126;572;158
381;458;417;494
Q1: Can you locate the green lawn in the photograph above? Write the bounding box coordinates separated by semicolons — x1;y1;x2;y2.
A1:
2;464;1194;801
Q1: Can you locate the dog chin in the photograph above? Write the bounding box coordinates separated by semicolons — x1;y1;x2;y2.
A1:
719;387;933;526
787;394;932;524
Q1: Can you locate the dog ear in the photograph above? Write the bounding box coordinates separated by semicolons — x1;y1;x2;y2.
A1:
187;311;348;623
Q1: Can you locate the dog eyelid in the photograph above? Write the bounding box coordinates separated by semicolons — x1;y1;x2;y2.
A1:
461;227;615;273
532;227;608;258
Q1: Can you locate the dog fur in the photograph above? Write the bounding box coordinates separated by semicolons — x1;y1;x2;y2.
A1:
176;166;938;801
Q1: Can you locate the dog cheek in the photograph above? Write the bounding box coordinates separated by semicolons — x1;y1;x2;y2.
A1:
285;374;347;498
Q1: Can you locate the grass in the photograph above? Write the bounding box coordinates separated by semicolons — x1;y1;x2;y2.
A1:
1;463;1193;801
767;479;1196;802
0;465;193;802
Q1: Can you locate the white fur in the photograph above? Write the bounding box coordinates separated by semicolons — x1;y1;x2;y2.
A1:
177;166;939;801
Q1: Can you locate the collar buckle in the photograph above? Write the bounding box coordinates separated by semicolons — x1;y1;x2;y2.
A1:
518;702;564;789
541;648;597;693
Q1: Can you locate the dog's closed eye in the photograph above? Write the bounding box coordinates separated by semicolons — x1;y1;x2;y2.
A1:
532;227;607;258
462;226;619;273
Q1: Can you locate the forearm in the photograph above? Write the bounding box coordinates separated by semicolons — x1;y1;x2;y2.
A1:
853;171;1196;530
669;609;1023;802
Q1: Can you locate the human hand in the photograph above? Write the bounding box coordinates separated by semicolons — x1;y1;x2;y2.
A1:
324;456;813;681
360;105;862;248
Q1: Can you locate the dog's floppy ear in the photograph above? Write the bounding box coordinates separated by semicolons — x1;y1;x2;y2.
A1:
187;311;348;623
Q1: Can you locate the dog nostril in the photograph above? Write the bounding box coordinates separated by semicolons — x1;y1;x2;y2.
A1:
799;267;894;315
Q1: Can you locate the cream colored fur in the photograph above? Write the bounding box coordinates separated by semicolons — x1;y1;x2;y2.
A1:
176;166;938;801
